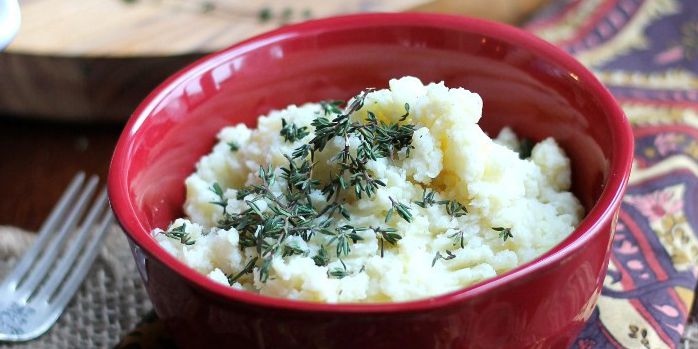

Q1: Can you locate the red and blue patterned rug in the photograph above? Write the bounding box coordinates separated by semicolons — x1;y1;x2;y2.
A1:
528;0;698;348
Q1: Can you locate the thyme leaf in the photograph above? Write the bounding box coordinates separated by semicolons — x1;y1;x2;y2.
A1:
320;100;343;115
328;259;349;279
209;182;228;214
375;226;401;257
227;257;258;284
519;138;534;159
399;103;410;121
431;250;456;267
165;224;196;245
448;230;465;249
444;200;468;217
386;197;412;223
493;226;513;241
312;245;330;266
280;118;310;143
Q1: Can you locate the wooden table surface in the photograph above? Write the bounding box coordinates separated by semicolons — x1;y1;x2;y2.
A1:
0;117;122;231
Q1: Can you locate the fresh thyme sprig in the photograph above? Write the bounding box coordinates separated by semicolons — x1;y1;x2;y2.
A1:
165;224;196;245
414;189;467;218
322;225;367;257
306;90;415;203
328;259;349;279
374;226;401;257
386;197;413;223
432;250;456;267
399;103;410;121
519;138;534;159
216;161;326;282
493;227;513;241
448;230;465;249
280;118;310;143
414;189;438;208
209;89;418;283
209;182;228;214
282;240;308;257
226;257;258;284
320;100;343;116
444;201;467;217
312;245;330;266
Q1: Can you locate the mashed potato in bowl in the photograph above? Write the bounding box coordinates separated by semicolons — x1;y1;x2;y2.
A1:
153;76;583;303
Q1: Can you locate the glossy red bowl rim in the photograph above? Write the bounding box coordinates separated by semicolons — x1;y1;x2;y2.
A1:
109;13;634;314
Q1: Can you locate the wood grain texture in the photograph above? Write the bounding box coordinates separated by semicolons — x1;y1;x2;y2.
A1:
7;0;549;57
0;117;122;230
411;0;550;24
0;53;201;121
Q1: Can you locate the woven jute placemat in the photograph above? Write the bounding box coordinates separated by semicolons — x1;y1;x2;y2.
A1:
0;226;151;349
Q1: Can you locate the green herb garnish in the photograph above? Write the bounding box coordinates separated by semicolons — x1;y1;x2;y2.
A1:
280;118;310;143
309;90;415;206
320;100;343;115
226;257;257;284
165;224;195;245
444;200;468;217
258;7;272;22
399;103;410;121
448;230;465;249
493;227;513;241
432;250;456;267
375;226;401;257
519;138;534;159
209;182;228;214
415;189;438;208
386;197;412;223
328;259;349;279
211;89;417;283
414;189;467;217
282;241;308;257
312;245;330;266
322;225;366;257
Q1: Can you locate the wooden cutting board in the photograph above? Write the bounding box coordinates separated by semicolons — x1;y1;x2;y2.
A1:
0;0;548;122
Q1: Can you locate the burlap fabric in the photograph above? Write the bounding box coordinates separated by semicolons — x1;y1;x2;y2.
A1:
0;226;151;349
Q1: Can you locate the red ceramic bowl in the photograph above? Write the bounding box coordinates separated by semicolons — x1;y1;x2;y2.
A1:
108;13;633;349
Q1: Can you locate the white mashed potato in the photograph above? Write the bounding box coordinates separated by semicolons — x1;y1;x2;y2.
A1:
153;76;583;303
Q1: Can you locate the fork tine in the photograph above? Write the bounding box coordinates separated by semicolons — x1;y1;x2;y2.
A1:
31;188;109;303
0;173;85;291
46;208;112;319
14;175;99;300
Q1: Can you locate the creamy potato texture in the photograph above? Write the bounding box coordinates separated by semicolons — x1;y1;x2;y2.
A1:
154;77;583;303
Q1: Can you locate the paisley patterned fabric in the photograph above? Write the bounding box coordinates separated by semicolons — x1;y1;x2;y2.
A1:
528;1;698;348
115;1;698;348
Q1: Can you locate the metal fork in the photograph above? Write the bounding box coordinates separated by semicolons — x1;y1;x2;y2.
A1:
0;173;112;341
